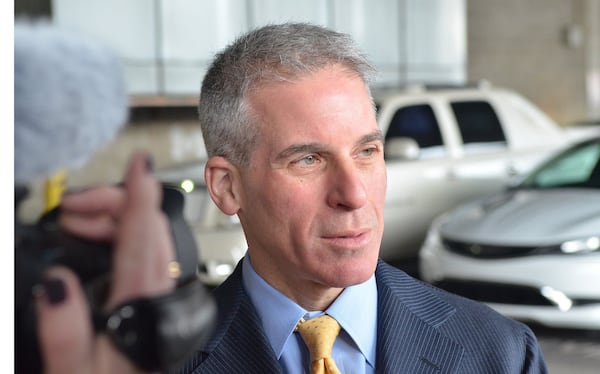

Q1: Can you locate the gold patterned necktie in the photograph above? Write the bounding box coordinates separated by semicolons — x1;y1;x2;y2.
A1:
296;315;342;374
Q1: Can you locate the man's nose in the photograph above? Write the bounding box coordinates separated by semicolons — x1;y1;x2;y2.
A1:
326;159;368;210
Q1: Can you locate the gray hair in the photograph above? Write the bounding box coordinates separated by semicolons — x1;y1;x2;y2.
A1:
198;22;377;167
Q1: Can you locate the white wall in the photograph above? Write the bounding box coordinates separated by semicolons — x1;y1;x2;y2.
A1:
52;0;467;96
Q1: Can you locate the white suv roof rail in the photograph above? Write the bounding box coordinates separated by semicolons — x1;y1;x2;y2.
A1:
373;80;494;93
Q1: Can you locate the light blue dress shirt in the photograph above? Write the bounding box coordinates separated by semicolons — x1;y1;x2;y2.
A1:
242;255;377;373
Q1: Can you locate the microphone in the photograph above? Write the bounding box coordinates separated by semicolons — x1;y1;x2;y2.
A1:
14;20;128;185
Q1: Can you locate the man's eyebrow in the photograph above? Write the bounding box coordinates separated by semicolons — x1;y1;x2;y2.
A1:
360;130;385;145
275;130;384;161
275;143;326;161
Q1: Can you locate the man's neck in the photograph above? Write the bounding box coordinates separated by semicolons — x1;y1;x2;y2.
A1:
248;255;344;311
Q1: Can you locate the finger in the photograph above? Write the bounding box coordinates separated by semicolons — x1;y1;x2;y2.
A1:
60;185;125;216
59;213;117;241
122;152;162;212
59;186;126;241
107;152;177;308
35;267;93;374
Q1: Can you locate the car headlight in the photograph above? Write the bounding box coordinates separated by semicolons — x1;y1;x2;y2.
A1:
540;286;573;311
560;236;600;254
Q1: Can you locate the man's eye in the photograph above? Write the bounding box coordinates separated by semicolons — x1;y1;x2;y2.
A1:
359;147;376;157
297;155;319;166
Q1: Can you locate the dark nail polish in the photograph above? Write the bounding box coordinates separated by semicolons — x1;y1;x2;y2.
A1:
145;155;154;173
43;278;67;305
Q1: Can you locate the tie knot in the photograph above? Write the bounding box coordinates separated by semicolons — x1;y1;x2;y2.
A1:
296;315;341;360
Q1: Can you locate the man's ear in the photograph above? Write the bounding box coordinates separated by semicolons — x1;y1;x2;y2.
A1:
204;156;241;215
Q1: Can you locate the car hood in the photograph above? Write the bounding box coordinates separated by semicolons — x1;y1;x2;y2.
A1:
439;189;600;245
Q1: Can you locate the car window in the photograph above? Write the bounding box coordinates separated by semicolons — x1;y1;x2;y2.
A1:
385;104;446;158
451;101;507;153
521;141;600;189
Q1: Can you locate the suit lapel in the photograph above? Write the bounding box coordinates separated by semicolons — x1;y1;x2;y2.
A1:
375;261;464;373
182;261;283;374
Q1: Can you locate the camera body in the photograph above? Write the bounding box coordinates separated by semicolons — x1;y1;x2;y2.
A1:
15;184;215;373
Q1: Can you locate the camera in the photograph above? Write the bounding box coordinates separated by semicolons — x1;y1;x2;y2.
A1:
15;184;216;373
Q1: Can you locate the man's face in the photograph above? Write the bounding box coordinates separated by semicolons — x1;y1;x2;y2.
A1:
237;65;386;300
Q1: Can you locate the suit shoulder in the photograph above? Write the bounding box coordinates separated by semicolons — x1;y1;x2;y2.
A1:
376;259;534;340
375;261;546;372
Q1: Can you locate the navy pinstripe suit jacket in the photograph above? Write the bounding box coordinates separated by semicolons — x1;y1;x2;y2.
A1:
173;259;547;373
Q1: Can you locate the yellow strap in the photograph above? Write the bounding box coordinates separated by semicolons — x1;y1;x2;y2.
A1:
43;169;67;213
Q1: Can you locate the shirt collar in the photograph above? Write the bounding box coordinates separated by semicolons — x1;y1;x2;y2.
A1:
327;274;377;367
242;255;306;358
242;255;378;366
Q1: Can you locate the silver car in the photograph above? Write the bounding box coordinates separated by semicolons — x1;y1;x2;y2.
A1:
420;137;600;329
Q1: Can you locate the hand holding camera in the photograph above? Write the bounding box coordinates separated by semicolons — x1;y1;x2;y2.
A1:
16;152;216;374
36;153;176;374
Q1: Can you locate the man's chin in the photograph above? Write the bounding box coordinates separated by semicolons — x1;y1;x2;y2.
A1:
327;257;378;287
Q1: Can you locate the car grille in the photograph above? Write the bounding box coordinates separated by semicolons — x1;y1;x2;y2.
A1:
433;279;599;307
442;238;558;259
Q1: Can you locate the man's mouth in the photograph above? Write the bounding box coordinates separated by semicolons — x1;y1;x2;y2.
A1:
321;229;372;250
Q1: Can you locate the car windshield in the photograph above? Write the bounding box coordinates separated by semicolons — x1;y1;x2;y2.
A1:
520;139;600;189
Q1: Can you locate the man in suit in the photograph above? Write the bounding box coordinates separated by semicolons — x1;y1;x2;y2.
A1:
178;22;547;373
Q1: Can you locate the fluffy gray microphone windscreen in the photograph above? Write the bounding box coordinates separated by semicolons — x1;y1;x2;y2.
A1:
14;21;128;185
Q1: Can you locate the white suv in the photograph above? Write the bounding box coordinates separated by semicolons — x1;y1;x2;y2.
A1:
376;83;568;261
158;83;575;285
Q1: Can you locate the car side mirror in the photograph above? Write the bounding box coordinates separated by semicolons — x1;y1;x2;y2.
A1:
385;137;420;160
